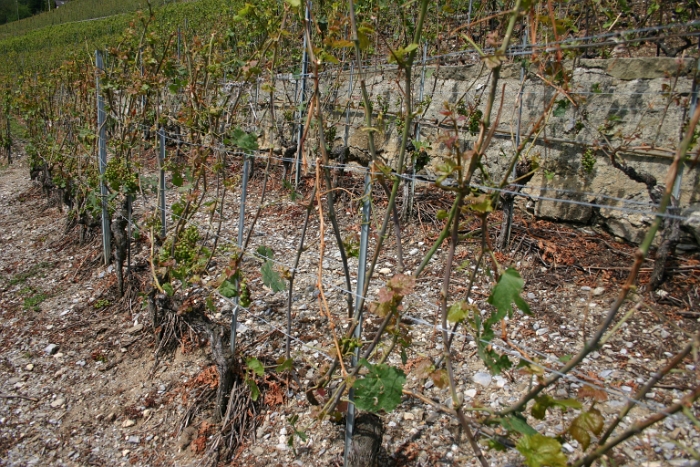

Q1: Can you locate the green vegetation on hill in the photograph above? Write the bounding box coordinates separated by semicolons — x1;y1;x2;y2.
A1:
0;0;175;37
0;0;249;76
0;0;54;26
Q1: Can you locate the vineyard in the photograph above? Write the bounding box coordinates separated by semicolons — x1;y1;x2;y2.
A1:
0;0;699;466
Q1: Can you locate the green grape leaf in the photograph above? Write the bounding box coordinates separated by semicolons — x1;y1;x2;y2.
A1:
531;397;550;420
476;314;512;374
219;279;238;298
555;398;583;409
532;395;582;420
568;408;605;450
284;0;301;7
447;300;472;324
256;245;274;260
357;24;374;51
162;282;174;297
404;43;419;54
553;99;569;117
469;195;493;214
262;260;286;292
276;358;294;372
486;268;530;326
516;434;567;467
479;346;513;375
319;51;340;65
353;359;406;413
171;168;183;187
247;378;260;401
205;295;216;312
486;438;509;451
246;357;265;376
330;39;354;48
495;415;538;436
229;127;258;152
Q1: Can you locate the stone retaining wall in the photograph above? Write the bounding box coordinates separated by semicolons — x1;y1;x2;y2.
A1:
266;57;699;245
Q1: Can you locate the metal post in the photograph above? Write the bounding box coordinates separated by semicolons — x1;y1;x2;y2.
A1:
515;40;526;150
417;44;427;130
254;79;260;127
344;63;354;146
5;116;10;165
139;48;148;138
158;127;167;238
231;155;250;354
294;2;311;188
467;0;473;30
177;26;181;60
344;169;371;466
237;157;250;247
96;50;111;266
498;32;527;250
407;43;427;219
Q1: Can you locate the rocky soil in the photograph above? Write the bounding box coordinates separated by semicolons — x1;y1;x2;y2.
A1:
1;155;699;467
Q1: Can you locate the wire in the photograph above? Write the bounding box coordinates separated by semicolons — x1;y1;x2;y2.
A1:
40;123;690;224
257;21;700;81
146;128;691;223
217;292;335;362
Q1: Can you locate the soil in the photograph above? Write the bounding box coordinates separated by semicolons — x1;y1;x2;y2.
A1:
1;154;699;467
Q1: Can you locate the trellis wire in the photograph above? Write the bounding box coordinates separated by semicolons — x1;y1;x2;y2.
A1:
141;128;692;222
141;123;683;218
216;291;334;362
278;22;700;80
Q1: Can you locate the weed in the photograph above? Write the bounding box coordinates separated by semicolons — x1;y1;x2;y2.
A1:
581;148;596;174
9;261;50;285
94;299;111;309
23;292;47;311
282;179;298;201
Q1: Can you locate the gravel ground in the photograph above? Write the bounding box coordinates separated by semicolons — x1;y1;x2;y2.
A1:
1;156;698;467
